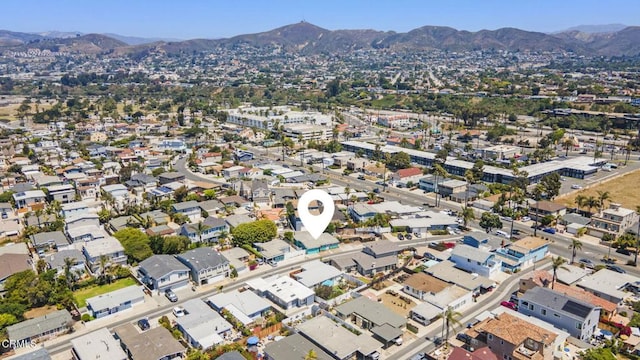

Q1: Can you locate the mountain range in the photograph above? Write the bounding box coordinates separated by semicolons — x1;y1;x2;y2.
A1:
1;22;639;57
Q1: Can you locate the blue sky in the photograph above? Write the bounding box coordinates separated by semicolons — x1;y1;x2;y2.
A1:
2;0;638;39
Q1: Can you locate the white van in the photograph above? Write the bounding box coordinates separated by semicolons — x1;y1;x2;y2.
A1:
495;230;510;239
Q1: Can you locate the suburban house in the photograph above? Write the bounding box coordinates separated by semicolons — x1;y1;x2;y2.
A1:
65;213;102;242
175;299;233;350
292;232;339;254
138;255;191;292
158;172;185;185
293;260;344;289
334;296;406;347
71;328;128;360
348;203;378;223
176;248;230;285
113;323;186;360
82;236;127;273
60;202;90;219
45;249;85;276
295;316;382;360
389;211;459;234
219;247;250;275
12;190;46;211
0;253;32;287
6;310;72;344
207;289;272;325
410;301;444;326
85;285;145;319
530;200;567;220
330;242;399;276
495;236;550;272
251;180;271;205
518;287;601;341
253;239;292;263
588;203;639;238
403;272;450;301
171;200;202;223
576;268;637;303
449;244;502;279
264;333;333;360
425;260;496;295
31;231;70;252
101;184;129;209
245;275;315;310
45;184;75;204
8;348;53;360
464;312;560;360
180;217;228;243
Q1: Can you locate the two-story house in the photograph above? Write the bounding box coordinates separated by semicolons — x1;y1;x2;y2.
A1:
245;275;315;310
138;255;190;292
12;190;46;212
82;236;127;273
465;312;560;360
495;236;550;272
177;248;230;285
45;184;75;204
180;217;228;243
588;203;639;239
450;244;502;279
251;180;271;205
518;287;601;341
172;201;202;223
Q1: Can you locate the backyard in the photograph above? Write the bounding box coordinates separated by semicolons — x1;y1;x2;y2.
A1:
74;277;138;308
556;170;640;210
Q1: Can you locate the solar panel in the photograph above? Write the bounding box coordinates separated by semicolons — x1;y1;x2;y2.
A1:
562;300;591;318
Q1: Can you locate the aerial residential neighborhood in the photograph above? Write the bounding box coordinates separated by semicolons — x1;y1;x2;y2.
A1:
1;3;640;360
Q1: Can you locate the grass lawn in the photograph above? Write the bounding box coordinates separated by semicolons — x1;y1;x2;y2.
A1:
74;277;138;308
556;169;640;210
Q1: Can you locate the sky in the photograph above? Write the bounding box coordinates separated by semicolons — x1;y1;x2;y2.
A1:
1;0;638;39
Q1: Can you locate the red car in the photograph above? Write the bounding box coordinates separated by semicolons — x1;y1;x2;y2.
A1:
500;301;517;310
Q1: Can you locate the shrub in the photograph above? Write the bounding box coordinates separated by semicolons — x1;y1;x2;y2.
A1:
81;314;92;322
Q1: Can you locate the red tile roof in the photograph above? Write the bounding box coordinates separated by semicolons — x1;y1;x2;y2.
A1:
396;167;422;178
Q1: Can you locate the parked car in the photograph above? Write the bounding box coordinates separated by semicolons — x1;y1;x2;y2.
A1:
542;227;556;234
137;317;150;331
1;212;7;219
397;233;405;241
165;289;178;302
606;265;626;274
571;184;583;190
267;260;278;267
424;252;437;261
500;301;517;310
602;257;616;264
578;258;595;269
172;306;185;317
520;216;531;222
373;188;380;194
358;175;366;180
413;232;422;238
616;248;632;256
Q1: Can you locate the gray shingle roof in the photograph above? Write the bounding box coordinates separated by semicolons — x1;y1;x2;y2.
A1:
6;310;72;342
86;286;144;311
177;248;229;272
139;255;189;280
46;249;84;270
8;348;51;360
335;296;406;329
172;200;199;211
521;287;597;319
31;231;69;247
451;244;493;263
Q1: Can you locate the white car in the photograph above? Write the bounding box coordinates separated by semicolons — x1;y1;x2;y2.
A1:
173;306;185;317
571;184;583;189
521;216;531;222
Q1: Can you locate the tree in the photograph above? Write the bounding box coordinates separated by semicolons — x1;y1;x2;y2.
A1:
581;348;616;360
562;138;574;156
574;194;587;212
386;151;411;170
173;186;189;203
0;313;18;328
596;190;611;211
195;221;210;243
532;184;544;237
203;189;216;200
440;306;462;349
479;212;502;233
551;256;568;289
540;173;561;200
460;206;475;228
231;219;277;246
113;228;153;264
568;239;583;265
432;163;448;207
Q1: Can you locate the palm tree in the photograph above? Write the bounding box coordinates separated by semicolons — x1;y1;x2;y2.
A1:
195;221;210;243
568;239;583;265
574;194;587;212
432;163;448;207
460;206;475;228
562;138;574;156
63;257;76;289
440;306;462;349
98;255;110;283
585;196;598;214
551;256;568;289
596;190;611;212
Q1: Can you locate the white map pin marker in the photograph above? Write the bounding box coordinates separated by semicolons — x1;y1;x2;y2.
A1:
298;189;335;240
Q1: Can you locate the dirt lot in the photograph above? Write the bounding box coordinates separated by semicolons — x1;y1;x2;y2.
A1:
556;170;640;210
378;291;416;317
23;305;58;319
